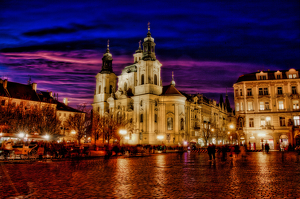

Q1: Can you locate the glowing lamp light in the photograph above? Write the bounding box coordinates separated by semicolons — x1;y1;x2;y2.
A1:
266;117;271;121
125;136;129;140
229;124;234;129
71;130;76;134
19;133;25;138
183;141;187;145
258;133;266;137
211;129;214;132
120;130;127;135
44;134;50;140
228;132;230;135
157;135;164;140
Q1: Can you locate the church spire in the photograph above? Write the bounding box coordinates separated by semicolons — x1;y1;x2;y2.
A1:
100;39;114;74
142;22;156;61
171;71;176;86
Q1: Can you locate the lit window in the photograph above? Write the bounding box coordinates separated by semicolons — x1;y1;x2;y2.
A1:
260;118;265;127
266;117;271;125
247;101;253;111
236;103;239;111
293;74;297;78
278;101;284;110
294;116;300;126
280;117;285;126
167;117;173;130
260;102;264;110
293;100;299;110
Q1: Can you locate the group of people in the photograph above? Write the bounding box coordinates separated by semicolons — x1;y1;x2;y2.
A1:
206;144;248;161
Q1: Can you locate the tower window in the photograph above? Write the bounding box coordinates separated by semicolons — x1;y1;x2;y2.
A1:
98;86;101;94
110;85;113;94
154;74;157;85
141;74;144;85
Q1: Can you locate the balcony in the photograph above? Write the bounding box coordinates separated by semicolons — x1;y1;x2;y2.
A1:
194;126;200;130
259;108;271;112
260;125;274;130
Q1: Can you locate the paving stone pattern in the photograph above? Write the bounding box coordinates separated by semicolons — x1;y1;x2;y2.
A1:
1;152;300;198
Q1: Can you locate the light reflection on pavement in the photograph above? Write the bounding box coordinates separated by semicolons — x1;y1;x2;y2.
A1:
1;152;300;198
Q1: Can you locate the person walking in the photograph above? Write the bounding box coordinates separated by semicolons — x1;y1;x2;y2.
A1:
211;144;216;160
265;143;270;153
207;144;212;161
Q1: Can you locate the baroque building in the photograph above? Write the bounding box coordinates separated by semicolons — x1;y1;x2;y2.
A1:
0;79;82;142
93;26;232;146
234;69;300;150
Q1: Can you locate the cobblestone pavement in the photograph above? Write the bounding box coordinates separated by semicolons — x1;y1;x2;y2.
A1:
1;152;300;198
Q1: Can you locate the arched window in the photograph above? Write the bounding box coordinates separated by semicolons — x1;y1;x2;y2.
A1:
141;74;144;85
109;85;113;93
167;117;173;130
181;118;184;130
124;82;127;92
98;85;101;94
154;74;157;85
140;114;143;123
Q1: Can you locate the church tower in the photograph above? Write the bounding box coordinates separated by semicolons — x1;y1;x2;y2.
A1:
134;23;162;95
93;40;117;114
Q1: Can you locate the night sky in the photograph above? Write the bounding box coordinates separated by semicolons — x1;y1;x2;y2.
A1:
0;0;299;108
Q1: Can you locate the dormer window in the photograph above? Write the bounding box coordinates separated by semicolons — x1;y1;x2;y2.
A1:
256;71;268;80
286;68;298;79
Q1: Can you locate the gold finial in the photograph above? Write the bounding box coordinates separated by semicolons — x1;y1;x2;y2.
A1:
172;71;174;80
148;22;150;31
107;39;109;48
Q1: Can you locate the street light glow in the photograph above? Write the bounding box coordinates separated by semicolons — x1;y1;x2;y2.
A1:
125;136;129;140
44;134;50;140
120;130;127;135
71;130;76;134
157;135;164;140
229;124;234;129
19;132;25;138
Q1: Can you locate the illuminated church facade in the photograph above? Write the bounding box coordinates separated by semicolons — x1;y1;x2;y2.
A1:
93;26;232;146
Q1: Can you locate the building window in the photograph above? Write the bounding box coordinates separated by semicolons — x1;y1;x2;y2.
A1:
98;86;101;94
247;101;253;111
278;101;284;110
235;103;239;111
265;102;269;110
140;114;143;123
260;118;265;127
167;117;173;130
259;75;266;80
264;88;268;95
266;117;271;125
235;89;238;97
240;89;243;96
59;113;61;116
155;114;157;123
109;85;113;93
260;102;264;110
278;87;282;95
141;74;144;85
277;75;281;79
259;88;263;95
292;86;297;94
289;74;297;79
249;118;254;127
1;100;5;106
241;102;243;111
154;74;157;85
247;88;252;96
280;117;286;126
293;100;299;110
294;116;300;126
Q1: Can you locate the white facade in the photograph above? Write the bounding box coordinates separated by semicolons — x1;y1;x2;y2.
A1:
93;28;231;146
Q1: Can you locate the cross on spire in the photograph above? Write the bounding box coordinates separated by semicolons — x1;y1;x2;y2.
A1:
148;22;150;30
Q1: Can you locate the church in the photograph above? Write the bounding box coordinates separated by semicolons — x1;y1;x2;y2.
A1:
92;25;232;146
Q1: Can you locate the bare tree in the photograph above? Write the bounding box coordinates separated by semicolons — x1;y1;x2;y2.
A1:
65;104;89;145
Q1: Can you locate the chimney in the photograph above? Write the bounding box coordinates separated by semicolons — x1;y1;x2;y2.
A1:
32;83;37;91
63;98;68;106
3;79;8;89
49;92;53;97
